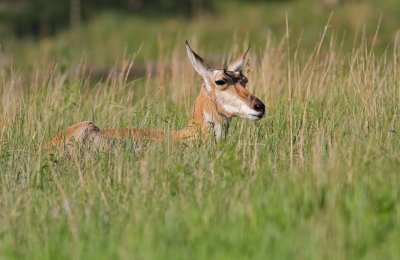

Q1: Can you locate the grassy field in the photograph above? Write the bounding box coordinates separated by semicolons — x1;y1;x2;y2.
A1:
1;1;400;259
2;0;400;66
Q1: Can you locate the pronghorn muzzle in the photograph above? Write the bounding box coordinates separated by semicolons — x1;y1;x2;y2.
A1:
249;96;265;119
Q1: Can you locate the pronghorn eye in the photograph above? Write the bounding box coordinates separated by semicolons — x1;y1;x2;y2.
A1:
215;79;226;86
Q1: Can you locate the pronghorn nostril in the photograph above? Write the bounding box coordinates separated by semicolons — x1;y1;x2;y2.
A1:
253;98;265;112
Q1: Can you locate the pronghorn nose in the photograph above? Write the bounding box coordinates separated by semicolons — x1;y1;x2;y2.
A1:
252;97;265;113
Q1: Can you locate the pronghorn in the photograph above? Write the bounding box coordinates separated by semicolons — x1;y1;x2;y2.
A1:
44;41;265;152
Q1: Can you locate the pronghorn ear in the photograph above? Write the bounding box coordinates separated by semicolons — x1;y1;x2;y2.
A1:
186;41;211;77
227;44;250;72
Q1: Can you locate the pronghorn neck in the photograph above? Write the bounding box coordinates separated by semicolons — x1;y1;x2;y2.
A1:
188;87;231;140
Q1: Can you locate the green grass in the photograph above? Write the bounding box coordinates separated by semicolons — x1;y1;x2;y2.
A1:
2;0;400;68
1;1;400;259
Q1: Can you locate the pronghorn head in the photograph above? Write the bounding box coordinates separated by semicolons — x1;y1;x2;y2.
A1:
185;41;265;121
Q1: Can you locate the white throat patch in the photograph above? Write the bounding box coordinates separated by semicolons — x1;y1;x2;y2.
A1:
203;111;229;140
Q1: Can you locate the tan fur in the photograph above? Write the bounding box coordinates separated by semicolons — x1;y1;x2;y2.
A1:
44;42;265;152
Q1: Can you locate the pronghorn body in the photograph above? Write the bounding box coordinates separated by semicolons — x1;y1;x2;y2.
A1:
45;42;265;151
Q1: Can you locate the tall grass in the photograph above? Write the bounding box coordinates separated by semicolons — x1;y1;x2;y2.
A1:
1;25;400;259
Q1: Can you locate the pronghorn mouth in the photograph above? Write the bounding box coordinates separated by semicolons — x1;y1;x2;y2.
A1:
248;113;265;121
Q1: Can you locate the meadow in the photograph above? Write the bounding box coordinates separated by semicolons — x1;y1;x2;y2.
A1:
1;1;400;259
